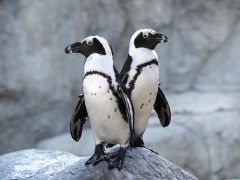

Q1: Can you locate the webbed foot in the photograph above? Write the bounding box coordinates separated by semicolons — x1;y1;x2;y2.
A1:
108;147;126;170
85;144;107;166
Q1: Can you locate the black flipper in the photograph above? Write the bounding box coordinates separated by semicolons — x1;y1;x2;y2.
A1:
70;94;88;141
119;55;133;84
153;85;171;127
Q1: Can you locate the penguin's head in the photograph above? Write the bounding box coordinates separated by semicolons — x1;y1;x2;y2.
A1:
130;29;168;51
65;36;113;58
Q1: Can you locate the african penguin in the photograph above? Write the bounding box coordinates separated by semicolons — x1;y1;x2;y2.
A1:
65;35;134;170
120;29;171;149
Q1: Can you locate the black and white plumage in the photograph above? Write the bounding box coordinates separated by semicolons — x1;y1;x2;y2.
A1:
120;29;171;148
65;36;134;170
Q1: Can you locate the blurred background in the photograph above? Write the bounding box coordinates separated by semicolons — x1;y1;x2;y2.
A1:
0;0;240;179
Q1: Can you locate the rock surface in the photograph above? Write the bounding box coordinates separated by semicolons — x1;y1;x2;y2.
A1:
0;148;197;180
0;149;80;180
0;0;85;154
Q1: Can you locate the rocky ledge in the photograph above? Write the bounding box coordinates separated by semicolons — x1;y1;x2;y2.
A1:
0;148;198;180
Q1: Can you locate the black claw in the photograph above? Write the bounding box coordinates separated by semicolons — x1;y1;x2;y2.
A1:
85;153;107;166
108;147;126;170
85;144;107;166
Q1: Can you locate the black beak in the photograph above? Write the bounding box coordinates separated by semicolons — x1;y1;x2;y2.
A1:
153;33;168;43
65;42;84;54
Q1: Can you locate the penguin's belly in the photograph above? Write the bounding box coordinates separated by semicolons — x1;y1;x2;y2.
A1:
83;75;129;145
131;65;159;137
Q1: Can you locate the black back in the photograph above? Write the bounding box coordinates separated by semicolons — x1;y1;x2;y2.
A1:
119;55;133;84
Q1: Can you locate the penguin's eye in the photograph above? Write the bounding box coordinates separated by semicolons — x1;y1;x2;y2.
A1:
143;33;148;38
87;41;93;45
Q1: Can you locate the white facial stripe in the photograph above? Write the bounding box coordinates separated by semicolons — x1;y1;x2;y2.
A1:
143;31;149;38
149;29;156;34
81;36;94;44
141;29;156;35
87;40;93;45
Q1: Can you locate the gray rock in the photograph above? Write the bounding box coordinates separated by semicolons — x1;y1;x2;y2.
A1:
145;112;240;180
145;92;240;180
166;91;240;114
167;0;240;91
0;148;198;180
0;149;79;180
0;0;85;154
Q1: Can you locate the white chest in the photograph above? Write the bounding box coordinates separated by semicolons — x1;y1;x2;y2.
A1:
125;47;160;136
83;74;129;145
128;62;159;137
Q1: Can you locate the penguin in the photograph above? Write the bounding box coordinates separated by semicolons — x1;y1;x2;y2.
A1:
120;29;171;149
65;35;134;170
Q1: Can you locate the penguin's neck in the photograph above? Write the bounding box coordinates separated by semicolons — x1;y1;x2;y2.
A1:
130;48;158;67
83;53;117;88
84;53;114;75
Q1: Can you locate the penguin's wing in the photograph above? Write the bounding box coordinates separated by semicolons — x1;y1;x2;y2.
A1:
119;55;133;84
114;66;134;144
70;94;88;141
153;85;171;127
117;85;135;144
